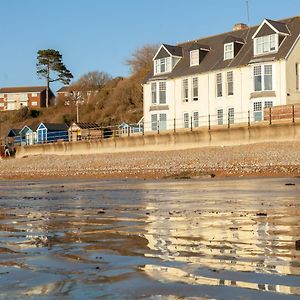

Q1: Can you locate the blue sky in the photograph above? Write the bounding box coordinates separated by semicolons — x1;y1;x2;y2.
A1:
0;0;299;92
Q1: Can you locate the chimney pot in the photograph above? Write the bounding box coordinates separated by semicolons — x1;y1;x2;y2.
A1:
233;23;248;31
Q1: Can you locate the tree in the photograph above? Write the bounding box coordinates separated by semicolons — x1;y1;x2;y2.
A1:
125;44;159;74
75;71;112;92
37;49;73;107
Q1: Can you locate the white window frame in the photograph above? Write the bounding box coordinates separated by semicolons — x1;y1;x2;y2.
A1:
183;112;189;128
190;50;199;66
151;114;158;131
154;57;171;75
31;93;38;97
151;81;166;105
192;77;198;101
253;64;274;92
217;109;223;125
228;107;234;124
264;101;273;108
159;82;166;104
253;101;262;122
193;111;199;128
226;71;233;96
224;42;234;60
182;79;189;102
254;34;278;56
151;82;157;104
216;73;222;97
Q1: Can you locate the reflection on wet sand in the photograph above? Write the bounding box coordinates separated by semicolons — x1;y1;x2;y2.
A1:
0;178;299;299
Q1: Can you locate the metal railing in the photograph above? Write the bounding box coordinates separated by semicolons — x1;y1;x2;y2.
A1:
9;104;300;146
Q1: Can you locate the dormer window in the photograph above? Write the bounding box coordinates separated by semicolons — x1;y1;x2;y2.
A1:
254;34;277;55
154;57;171;75
190;50;199;66
153;44;183;75
252;19;289;57
224;43;234;60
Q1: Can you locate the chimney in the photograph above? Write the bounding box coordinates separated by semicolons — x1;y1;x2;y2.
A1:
233;23;248;31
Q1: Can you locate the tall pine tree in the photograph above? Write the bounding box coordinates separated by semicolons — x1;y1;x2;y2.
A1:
37;49;73;107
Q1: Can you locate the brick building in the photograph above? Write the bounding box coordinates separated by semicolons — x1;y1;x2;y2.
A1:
0;86;54;111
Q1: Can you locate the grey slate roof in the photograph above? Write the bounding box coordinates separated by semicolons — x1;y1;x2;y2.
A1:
163;44;183;57
41;123;69;131
146;16;300;82
266;19;290;34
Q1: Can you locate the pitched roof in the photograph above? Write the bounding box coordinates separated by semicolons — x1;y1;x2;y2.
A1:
146;16;300;81
7;128;21;137
0;86;48;93
266;19;290;34
73;122;99;129
163;44;183;57
19;124;38;134
39;123;69;131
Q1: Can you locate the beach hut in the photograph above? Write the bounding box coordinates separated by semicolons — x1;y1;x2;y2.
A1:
68;122;101;141
19;125;38;145
36;123;69;143
6;128;21;145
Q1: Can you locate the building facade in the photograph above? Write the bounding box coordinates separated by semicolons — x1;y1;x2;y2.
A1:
143;17;300;132
0;86;54;111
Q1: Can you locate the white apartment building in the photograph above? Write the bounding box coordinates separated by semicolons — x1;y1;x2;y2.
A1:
143;17;300;131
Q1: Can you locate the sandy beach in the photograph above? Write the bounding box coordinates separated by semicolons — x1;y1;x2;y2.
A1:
1;141;300;179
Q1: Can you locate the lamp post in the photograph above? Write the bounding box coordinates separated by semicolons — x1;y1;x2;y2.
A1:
70;91;80;123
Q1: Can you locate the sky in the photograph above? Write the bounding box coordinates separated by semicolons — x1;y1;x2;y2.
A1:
0;0;299;92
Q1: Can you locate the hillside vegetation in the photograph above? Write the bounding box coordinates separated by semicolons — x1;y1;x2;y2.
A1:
0;45;157;137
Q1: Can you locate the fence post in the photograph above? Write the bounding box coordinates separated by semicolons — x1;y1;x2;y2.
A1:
173;118;176;133
157;120;160;134
128;126;130;137
190;116;193;131
269;107;272;125
208;114;211;130
248;110;250;127
292;105;295;124
228;112;230;129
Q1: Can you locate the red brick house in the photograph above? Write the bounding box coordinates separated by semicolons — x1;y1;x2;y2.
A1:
0;86;55;111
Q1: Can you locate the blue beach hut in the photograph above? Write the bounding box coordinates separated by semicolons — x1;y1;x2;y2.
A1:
36;123;69;143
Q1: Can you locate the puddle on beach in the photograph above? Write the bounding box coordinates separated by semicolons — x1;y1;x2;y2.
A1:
0;177;299;299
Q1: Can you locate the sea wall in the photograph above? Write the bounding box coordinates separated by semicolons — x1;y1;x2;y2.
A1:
15;122;300;157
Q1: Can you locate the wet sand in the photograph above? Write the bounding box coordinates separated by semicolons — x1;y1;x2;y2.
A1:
0;177;300;299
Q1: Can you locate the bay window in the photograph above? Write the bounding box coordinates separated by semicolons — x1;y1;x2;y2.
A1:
253;65;273;91
150;81;166;105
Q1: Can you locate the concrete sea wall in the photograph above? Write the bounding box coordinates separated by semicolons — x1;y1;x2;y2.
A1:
16;122;300;158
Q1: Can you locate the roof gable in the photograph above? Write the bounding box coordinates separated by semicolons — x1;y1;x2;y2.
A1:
7;128;21;137
153;44;183;60
252;19;289;39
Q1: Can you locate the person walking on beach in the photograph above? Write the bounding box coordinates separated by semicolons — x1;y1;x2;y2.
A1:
4;144;10;157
